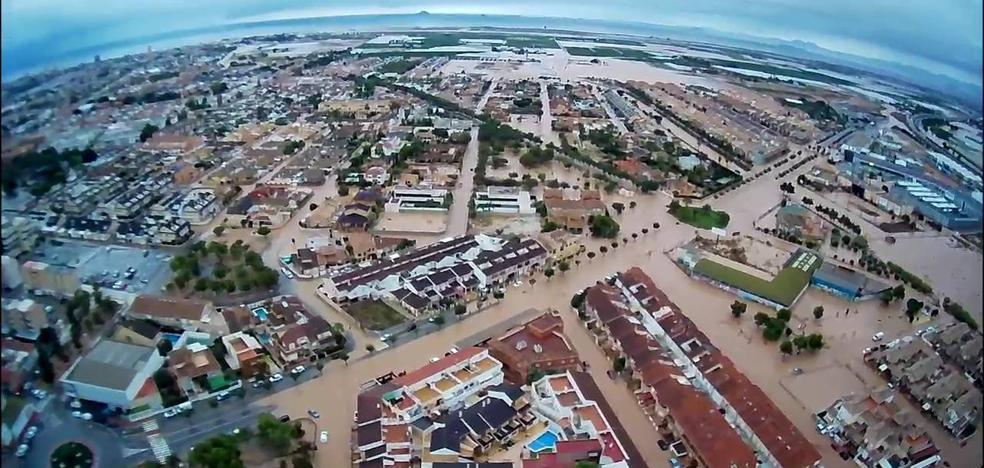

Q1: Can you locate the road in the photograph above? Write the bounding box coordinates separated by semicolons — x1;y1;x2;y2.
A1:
538;80;560;146
252;141;981;468
445;126;480;237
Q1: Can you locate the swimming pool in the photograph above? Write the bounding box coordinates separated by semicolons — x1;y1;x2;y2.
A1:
252;307;269;322
527;431;558;453
162;333;181;345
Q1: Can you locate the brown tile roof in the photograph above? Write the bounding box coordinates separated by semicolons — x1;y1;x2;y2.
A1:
168;346;221;380
623;267;822;468
132;295;210;321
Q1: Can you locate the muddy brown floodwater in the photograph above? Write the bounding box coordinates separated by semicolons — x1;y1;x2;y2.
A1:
257;187;981;468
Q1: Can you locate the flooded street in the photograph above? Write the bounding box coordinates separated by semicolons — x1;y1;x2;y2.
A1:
260;184;982;467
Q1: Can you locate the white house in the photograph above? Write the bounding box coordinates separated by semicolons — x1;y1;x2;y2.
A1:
60;338;165;411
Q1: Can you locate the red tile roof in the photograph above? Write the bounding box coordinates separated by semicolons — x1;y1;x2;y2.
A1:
620;267;822;468
391;346;484;388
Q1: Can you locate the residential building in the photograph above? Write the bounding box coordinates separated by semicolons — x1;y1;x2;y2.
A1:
536;230;585;264
352;348;507;466
60;338;165;411
527;371;645;468
583;283;757;468
324;234;547;315
817;388;941;468
586;267;822;468
221;332;268;378
268;311;335;365
923;322;983;387
365;165;390;185
474;187;534;215
128;295;227;336
1;298;57;340
1;256;24;290
487;310;580;384
1;395;37;448
385;187;451;213
111;319;163;348
543;189;606;232
1;216;39;259
168;342;224;396
1;340;37;395
20;261;81;297
865;335;982;439
421;385;535;465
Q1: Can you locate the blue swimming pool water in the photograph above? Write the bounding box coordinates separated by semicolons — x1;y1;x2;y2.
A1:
527;431;558;453
162;333;181;345
257;332;270;345
252;307;269;322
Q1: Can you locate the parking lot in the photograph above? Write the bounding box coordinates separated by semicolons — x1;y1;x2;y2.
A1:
33;240;173;294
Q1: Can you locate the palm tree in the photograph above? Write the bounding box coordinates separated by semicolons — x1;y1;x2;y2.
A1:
641;228;649;234
631;233;638;240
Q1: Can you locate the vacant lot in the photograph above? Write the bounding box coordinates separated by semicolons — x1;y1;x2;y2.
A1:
347;301;407;330
780;364;867;413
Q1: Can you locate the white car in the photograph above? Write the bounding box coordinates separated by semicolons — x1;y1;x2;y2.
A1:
319;431;329;444
163;408;180;418
24;426;39;440
81;413;92;421
269;373;284;383
513;280;523;287
280;267;295;279
291;365;306;375
872;332;886;342
31;389;47;400
15;444;29;457
429;357;440;363
69;400;82;409
448;346;460;354
71;410;83;419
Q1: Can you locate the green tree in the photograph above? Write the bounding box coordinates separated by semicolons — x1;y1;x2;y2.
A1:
589;215;620;238
139;123;160;143
793;335;810;352
544;268;555;279
613;356;627;372
730;301;747;318
37;349;55;383
187;434;245;468
570;291;586;309
156;339;173;357
892;285;906;300
753;312;770;326
256;226;271;236
366;344;376;353
256;413;297;456
776;308;792;322
812;306;824;320
558;261;570;273
807;333;825;351
780;340;793;355
905;298;924;322
526;369;546;385
454;304;467;315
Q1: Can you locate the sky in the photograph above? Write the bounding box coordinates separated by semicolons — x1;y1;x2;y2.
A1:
2;0;982;85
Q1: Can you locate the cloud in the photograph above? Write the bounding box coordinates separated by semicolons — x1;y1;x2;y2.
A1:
1;0;980;83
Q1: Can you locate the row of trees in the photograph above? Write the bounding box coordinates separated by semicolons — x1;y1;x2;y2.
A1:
187;413;315;468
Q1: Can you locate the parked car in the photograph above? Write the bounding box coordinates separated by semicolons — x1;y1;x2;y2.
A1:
791;367;803;375
24;426;39;440
291;365;306;375
429;357;440;363
163;408;180;418
319;431;329;444
69;400;82;409
15;444;29;457
269;373;284;383
216;391;231;401
872;332;886;342
30;389;47;400
308;409;320;419
279;414;291;423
